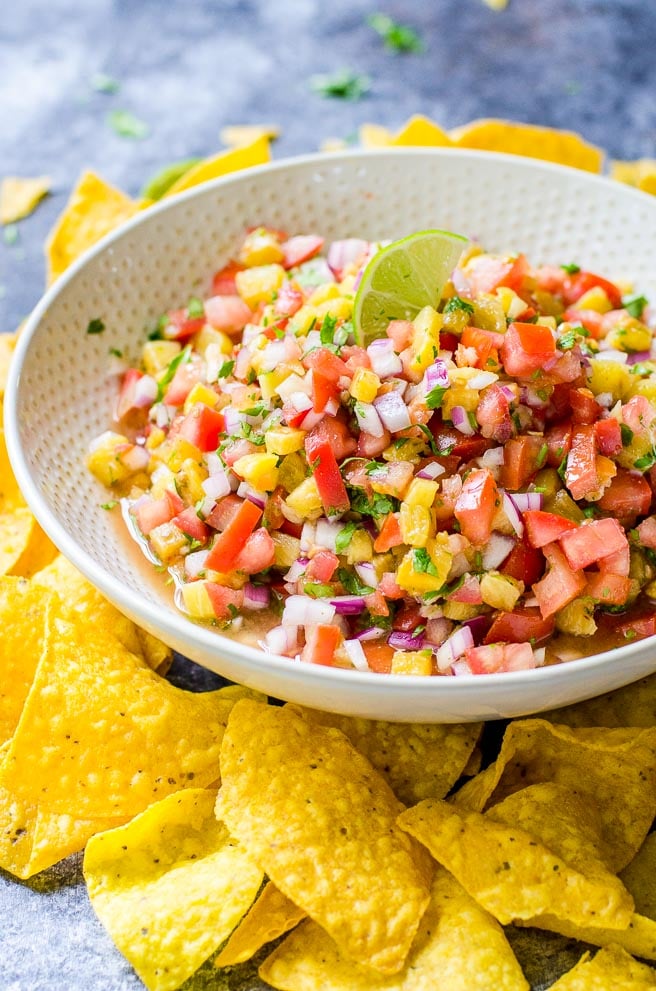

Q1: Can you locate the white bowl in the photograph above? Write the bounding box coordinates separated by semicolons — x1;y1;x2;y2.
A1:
6;148;656;722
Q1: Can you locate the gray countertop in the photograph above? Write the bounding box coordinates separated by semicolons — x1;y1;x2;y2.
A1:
2;1;656;987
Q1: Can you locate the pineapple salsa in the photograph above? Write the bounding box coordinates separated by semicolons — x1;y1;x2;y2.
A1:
87;227;656;675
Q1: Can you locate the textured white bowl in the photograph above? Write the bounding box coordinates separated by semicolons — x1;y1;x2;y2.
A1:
7;149;656;722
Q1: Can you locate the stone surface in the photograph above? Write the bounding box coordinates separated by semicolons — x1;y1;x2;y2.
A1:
2;0;656;987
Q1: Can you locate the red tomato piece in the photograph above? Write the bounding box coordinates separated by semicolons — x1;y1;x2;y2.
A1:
558;517;628;570
312;370;341;413
177;403;225;452
585;571;632;605
569;388;602;425
233;527;276;574
340;345;371;375
386;319;413;351
220;439;259;466
562;270;623;310
306;416;357;461
564;425;598;501
135;496;175;535
362;641;395;673
597;469;652;522
211;260;244;295
563;307;605;339
163;359;204;406
637;516;656;550
204;294;253;335
274;281;304;317
532;542;587;619
205;583;244;620
465;641;535;674
499;435;545;491
523;510;579;549
594;417;623;457
304;436;350;515
306;550;340;583
612;610;656;643
173;507;210;543
373;513;403;553
501;541;545;585
545;422;573;467
379;572;405;599
114;368;146;422
484;607;555;645
303;347;349;382
281;234;324;269
301;623;341;666
500;322;557;378
205;499;263;571
461;326;503;370
166;309;206;341
356;429;391;458
466;253;529;295
439;331;459;354
454;468;499;547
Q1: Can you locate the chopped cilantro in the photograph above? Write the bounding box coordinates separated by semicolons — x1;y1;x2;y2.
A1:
349;489;397;518
186;296;205;319
304;582;334;598
246;368;257;385
444;295;474;317
624;628;638;641
582;506;598;518
412;548;438;576
227;603;240;619
335;521;358;555
320;313;338;345
623;294;649;319
556;329;578;351
634;449;656;471
86;318;105;335
536;443;548;469
107;109;149;139
416;423;441;456
620;423;634;446
157;345;191;399
338;568;374;596
3;225;19;246
108;346;123;358
217;359;235;379
90;72;120;94
425;386;447;410
557;452;568;482
366;12;424;53
310;69;371;101
242;403;267;417
561;263;580;275
100;500;118;510
630;362;653;377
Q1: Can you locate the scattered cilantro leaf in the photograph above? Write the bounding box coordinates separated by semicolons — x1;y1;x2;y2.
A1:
108;347;123;358
349;489;397;518
444;295;474;317
86;318;105;335
366;12;424;53
536;443;548;469
3;225;19;246
335;521;358;555
412;548;438;576
91;72;120;94
107;109;149;139
320;313;338;345
425;386;447;410
416;423;441;456
100;500;118;510
634;449;656;471
217;359;235;379
310;69;371;101
561;263;580;275
304;582;334;598
556;328;578;351
623;294;649;319
620;423;634;446
186;296;205;319
157;345;191;400
338;568;374;596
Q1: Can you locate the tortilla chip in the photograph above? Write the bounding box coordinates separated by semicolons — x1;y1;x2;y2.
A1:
260;868;529;991
84;788;263;991
0;428;25;510
545;945;656;989
320;137;350;153
620;833;656;922
219;124;280;147
449;119;603;172
32;553;172;673
0;333;15;399
517;911;656;963
452;719;656;872
359;123;394;147
2;607;255;818
215;881;306;968
140;159;201;201
542;674;656;728
391;115;454;147
296;706;482;805
164;135;271;197
0;176;51;224
397;798;633;930
0;507;57;577
481;0;509;9
45;170;139;284
217;699;433;975
611;158;656;195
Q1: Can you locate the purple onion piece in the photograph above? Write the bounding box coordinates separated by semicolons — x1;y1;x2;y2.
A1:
355;626;386;641
330;595;367;615
627;350;651;365
461;615;491;646
243;583;271;610
388;630;426;651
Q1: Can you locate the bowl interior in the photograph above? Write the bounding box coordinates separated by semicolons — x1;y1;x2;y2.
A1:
8;148;656;722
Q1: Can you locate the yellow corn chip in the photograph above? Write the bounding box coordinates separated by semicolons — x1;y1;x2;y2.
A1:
84;788;263;991
217;699;433;975
391;115;454;147
260;868;529;991
0;333;15;399
320;137;350;153
215;881;306;967
621;833;656;922
542;674;656;728
452;719;656;872
2;607;255;818
546;945;656;989
164;135;271;197
482;0;509;9
0;427;25;510
45;170;139;284
219;123;280;147
397;798;633;930
0;576;53;746
0;176;51;224
517;910;656;963
359;123;394;147
296;706;482;805
450;119;603;172
33;553;172;673
611;158;656;195
0;508;57;577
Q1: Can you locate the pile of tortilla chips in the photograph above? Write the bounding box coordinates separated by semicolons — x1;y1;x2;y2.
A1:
5;119;656;989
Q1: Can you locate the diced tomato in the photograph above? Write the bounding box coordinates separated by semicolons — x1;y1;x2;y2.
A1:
204;294;253;335
569;388;602;425
301;623;341;666
135;496;175;535
281;234;324;269
594;417;622;457
559;518;628;570
306;550;340;583
484;607;555;645
163;358;204;406
205;498;263;571
280;518;303;539
523;510;579;549
362;641;395;673
500;322;557;378
204;583;244;620
501;540;545;585
599;542;630;577
562;270;623;310
356;429;391;458
532;542;587;619
563;307;605;339
545;421;572;467
173;506;210;543
233;527;276;574
304;436;350;515
585;571;632;605
597;469;652;522
430;420;494;461
499;435;545;491
612;610;656;643
303;347;349;382
439;331;459;354
303;416;356;462
165;308;206;341
312;370;341;413
465;641;536;674
364;590;390;617
211;260;244;295
114;368;148;422
373;513;403;552
637;516;656;550
466;253;529;295
379;573;405;599
386;319;413;351
177;403;225;452
340;345;371;375
475;384;513;443
454;468;499;546
220;439;260;467
448;574;483;604
564;425;598;501
461;326;503;370
206;495;249;531
393;601;423;632
621;395;654;437
274;281;304;317
535;265;567;295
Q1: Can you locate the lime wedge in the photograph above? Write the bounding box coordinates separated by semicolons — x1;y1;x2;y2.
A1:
353;229;468;345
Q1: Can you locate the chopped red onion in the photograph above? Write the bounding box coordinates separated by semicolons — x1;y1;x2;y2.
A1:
424;617;451;646
435;625;474;672
367;338;403;378
324;397;340;417
244;582;271;610
327;238;369;279
263;624;299;656
355;626;386;641
388;630;426;650
416;462;446;480
508;491;543;513
462;615;491;646
481;531;516;571
501;490;524;537
373;391;411;433
627;350;651;365
354;401;384;438
450;405;476;436
330;595;366;615
354;561;376;585
343;638;370;671
236;482;267;509
222;406;245;435
451;659;473;676
202;470;231;501
284;557;309;582
299;407;326;431
282;594;335;627
184;548;209;579
133;374;159;408
498;385;517;403
423;359;450;391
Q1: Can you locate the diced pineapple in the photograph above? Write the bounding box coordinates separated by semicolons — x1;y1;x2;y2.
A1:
193;325;233;357
148;464;177;499
287;305;319;336
180;580;216;619
442;384;480;419
260;366;294;402
315;296;353;323
382;438;425;464
278;452;308;493
151;437;203;472
145;427;166;451
285;476;323;518
442;601;483;621
350;367;381;404
233;453;279;491
148;521;187;562
574;286;613;313
495;287;527;320
396;536;452;594
480;571;524;611
536;315;558;330
346;530;373;565
265;427;306;456
235;264;286;308
630;378;656;404
142;340;181;376
86;431;139;487
588;358;633;402
238;227;284;267
183;382;219;414
404;478;439;509
175;458;208;505
308;282;341;306
391;649;433;676
400;503;433;547
409;305;443;375
605;316;652;354
555;596;597;636
471;294;506;334
271;532;302;569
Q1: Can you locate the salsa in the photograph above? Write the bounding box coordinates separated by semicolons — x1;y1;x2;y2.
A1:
87;227;656;675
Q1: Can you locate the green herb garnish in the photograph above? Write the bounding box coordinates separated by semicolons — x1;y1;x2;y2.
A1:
338;568;374;596
412;548;438;576
335;521;359;555
186;296;205;319
366;13;424;53
561;263;581;275
107;109;149;139
100;501;118;510
444;295;474;317
157;345;191;399
623;294;649;319
86;318;105;335
310;69;371;101
90;72;120;94
3;226;19;246
620;424;634;446
217;359;235;379
425;386;448;410
319;313;338;346
634;449;656;471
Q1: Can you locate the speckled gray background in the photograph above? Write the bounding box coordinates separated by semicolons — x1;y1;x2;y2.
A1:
2;1;656;987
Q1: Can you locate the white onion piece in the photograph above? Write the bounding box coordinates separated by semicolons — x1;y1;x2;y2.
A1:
450;405;476;436
259;339;288;373
435;625;474;673
373;391;411;433
300;522;316;553
451;660;473;676
355;561;377;585
354;401;384;437
479;446;505;469
416;462;446;480
533;647;546;667
236;482;267;508
184;549;209;578
276;373;312;400
315;518;342;551
594;349;629;364
282;595;336;627
118;444;150;471
508;491;543;513
263;624;299;656
327;238;370;278
501;491;524;537
283;558;309;583
233;346;252;379
344;638;370;672
367;339;403;378
468;370;499;391
202;470;231;501
299;408;326;431
133;374;159;407
481;532;516;571
198;494;216;519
